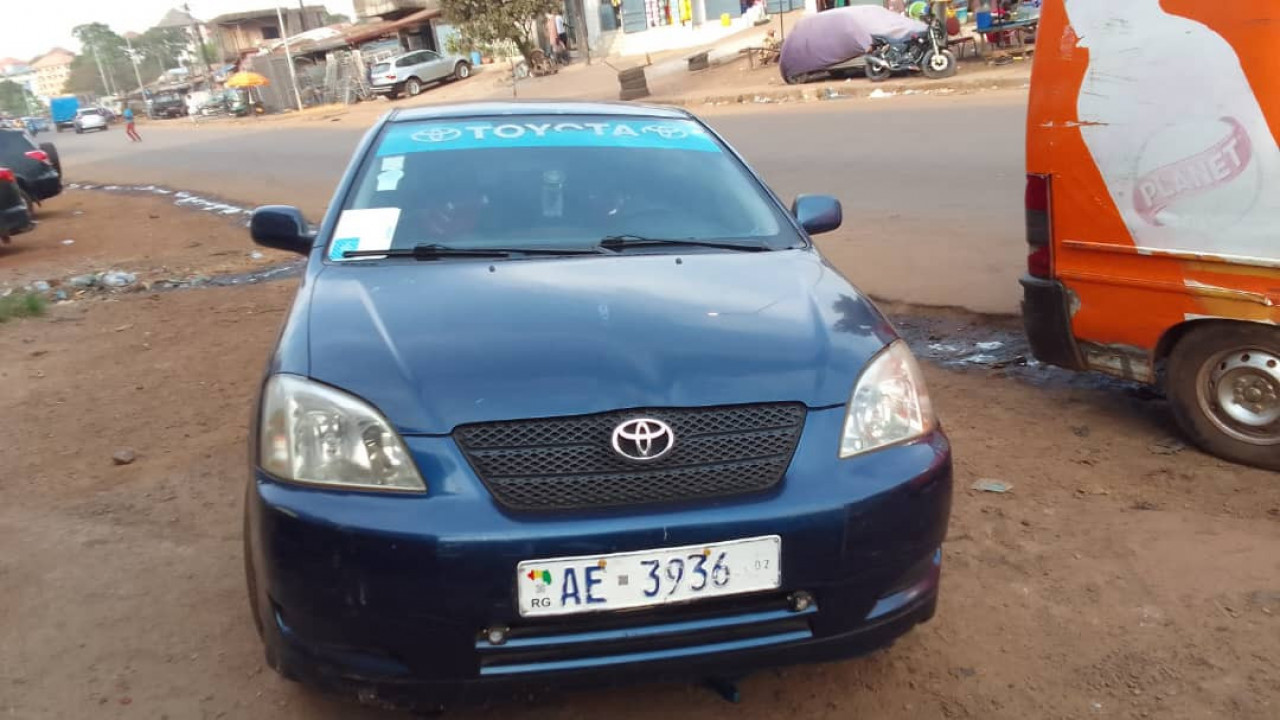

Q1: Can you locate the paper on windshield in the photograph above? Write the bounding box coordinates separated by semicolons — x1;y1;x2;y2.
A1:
328;207;401;261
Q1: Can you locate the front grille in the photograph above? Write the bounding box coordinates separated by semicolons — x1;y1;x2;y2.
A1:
454;404;806;511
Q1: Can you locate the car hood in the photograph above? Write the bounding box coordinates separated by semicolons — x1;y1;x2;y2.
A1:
306;250;896;435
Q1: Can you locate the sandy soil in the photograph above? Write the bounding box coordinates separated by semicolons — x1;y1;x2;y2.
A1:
0;194;1277;719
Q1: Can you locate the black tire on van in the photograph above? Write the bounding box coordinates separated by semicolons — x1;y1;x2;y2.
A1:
1166;322;1280;471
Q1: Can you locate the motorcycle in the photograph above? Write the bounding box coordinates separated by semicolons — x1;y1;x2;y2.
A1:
864;13;956;82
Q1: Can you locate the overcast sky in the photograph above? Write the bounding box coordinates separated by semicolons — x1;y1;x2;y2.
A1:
1;0;357;61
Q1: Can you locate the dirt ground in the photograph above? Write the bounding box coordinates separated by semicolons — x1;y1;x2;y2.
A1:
0;191;294;292
1;193;1277;720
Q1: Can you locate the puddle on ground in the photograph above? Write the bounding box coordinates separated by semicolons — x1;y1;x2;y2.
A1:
891;311;1158;397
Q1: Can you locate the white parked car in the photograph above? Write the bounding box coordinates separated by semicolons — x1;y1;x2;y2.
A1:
73;109;109;134
369;49;472;99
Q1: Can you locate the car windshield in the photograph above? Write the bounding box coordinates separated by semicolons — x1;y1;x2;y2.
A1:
330;115;800;261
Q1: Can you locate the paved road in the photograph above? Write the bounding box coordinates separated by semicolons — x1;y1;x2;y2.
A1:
52;93;1027;313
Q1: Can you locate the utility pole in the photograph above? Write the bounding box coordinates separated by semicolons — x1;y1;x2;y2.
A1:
124;34;147;103
275;3;305;111
90;43;112;97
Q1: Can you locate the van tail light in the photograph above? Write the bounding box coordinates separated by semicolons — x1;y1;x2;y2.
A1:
1027;245;1051;278
25;150;50;164
0;168;14;183
1025;173;1052;279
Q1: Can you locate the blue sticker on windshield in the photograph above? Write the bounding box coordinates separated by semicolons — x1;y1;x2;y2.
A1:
328;237;359;261
377;119;720;156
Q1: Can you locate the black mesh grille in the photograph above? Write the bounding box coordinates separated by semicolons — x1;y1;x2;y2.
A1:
454;404;806;511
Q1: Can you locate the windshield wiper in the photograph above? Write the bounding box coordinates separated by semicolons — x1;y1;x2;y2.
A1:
597;235;772;253
342;244;604;260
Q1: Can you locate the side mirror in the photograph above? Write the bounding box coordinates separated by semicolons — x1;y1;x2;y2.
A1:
791;194;843;235
250;205;315;255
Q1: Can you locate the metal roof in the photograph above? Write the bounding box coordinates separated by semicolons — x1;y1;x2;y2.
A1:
209;5;325;26
389;102;691;122
344;8;441;46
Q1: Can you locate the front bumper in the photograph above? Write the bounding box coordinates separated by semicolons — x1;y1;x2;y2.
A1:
246;406;952;704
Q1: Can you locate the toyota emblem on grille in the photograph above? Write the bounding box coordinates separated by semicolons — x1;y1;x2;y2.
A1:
611;418;675;462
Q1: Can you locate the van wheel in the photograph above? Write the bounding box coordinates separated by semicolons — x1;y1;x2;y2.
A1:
1166;323;1280;471
405;77;423;96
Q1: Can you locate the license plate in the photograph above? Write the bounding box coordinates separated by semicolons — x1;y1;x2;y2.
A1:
517;536;781;618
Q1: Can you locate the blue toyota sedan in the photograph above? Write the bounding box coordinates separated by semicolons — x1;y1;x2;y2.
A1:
245;102;952;709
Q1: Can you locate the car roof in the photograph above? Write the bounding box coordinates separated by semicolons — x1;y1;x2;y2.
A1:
388;101;692;124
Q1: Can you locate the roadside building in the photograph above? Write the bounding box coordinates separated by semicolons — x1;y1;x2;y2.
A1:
208;6;328;62
353;0;444;54
0;61;37;96
153;7;212;58
30;48;75;100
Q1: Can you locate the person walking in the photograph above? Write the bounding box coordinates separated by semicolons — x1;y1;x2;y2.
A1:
123;107;141;142
554;14;570;64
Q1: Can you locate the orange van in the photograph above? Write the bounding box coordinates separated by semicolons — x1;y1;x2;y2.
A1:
1021;0;1278;470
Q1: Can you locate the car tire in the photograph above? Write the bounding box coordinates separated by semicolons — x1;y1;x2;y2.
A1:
921;49;957;79
39;142;61;177
74;127;83;134
453;62;471;81
405;77;423;97
17;187;37;219
1166;322;1280;471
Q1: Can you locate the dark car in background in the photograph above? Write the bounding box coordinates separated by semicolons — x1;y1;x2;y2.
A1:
0;166;33;243
243;102;953;710
149;91;188;119
0;128;63;211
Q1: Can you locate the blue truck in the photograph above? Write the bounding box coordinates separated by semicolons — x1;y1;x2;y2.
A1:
50;96;79;132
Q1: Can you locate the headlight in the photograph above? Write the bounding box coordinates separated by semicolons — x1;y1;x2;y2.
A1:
258;374;425;492
840;340;936;458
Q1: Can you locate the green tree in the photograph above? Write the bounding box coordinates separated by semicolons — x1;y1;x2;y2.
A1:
134;26;190;78
70;22;132;96
440;0;561;64
322;11;352;24
0;80;38;115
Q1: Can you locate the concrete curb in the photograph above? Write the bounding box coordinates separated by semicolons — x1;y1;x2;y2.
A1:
648;73;1030;108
